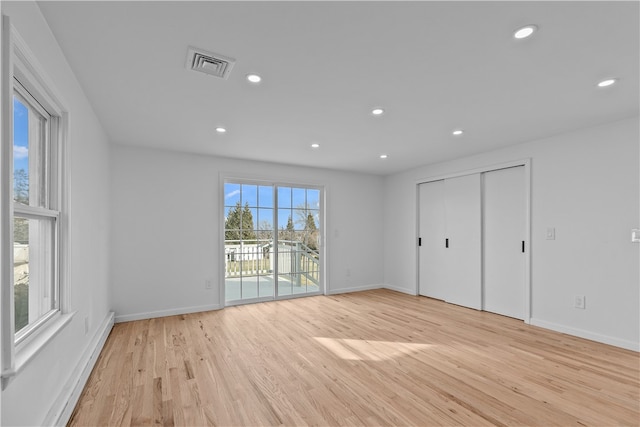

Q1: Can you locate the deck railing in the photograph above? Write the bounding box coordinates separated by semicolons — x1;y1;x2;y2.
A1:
225;239;319;286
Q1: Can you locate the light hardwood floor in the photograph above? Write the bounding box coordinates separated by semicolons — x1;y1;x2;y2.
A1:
69;289;640;426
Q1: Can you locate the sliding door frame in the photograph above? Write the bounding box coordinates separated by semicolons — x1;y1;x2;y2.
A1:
219;173;326;307
415;158;532;323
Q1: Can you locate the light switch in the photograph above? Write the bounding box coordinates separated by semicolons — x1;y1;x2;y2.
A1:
546;227;555;240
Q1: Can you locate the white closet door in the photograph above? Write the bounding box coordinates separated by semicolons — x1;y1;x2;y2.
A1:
444;174;482;310
483;166;526;319
418;180;447;300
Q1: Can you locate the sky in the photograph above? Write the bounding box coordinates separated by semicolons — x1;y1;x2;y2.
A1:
13;97;29;174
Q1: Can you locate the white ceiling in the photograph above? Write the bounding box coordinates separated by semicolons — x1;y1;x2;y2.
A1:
37;1;639;175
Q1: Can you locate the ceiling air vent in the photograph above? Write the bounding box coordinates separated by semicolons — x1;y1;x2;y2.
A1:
185;46;235;79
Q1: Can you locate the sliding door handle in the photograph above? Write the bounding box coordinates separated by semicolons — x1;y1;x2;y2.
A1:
522;241;525;253
445;238;449;248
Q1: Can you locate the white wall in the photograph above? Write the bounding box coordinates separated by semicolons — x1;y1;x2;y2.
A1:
110;145;385;321
384;116;640;350
0;2;112;425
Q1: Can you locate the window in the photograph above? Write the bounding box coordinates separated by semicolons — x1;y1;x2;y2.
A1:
1;19;68;383
12;80;60;342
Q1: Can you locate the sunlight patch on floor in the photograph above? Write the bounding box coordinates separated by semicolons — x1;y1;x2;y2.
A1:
314;337;434;361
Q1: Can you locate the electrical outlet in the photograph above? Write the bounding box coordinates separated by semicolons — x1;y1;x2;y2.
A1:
205;279;213;289
546;227;556;240
574;295;586;309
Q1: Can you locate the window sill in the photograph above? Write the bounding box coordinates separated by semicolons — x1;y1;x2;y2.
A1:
14;311;75;374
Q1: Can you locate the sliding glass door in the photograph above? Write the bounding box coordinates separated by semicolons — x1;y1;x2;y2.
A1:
276;186;321;297
224;181;322;305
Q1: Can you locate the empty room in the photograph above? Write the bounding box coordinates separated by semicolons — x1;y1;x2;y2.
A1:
0;1;638;426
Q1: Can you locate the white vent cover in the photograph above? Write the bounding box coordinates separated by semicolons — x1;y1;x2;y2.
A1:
185;46;235;79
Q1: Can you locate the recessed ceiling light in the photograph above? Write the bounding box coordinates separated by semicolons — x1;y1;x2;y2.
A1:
371;108;385;116
215;127;227;133
311;143;320;149
514;25;537;39
246;74;262;83
452;129;464;136
597;78;618;88
380;154;388;159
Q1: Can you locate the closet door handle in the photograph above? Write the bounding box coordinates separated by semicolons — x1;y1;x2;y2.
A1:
418;237;422;247
445;238;449;248
522;241;525;253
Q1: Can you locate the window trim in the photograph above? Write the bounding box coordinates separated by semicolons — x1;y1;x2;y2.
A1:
1;16;71;389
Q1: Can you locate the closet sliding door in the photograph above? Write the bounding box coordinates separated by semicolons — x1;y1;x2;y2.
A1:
418;174;481;310
418;180;447;300
418;166;527;317
483;166;526;319
444;174;482;310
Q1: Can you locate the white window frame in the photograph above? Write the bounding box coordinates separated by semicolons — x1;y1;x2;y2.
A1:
12;79;60;345
1;15;71;389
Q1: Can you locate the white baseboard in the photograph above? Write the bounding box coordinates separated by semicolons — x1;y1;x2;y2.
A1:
115;303;223;323
326;284;384;295
383;284;417;296
530;318;639;352
45;311;115;426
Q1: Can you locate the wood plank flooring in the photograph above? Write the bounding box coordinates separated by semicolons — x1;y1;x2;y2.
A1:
69;289;640;426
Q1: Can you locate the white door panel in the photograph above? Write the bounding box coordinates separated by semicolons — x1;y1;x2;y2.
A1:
483;166;526;319
418;180;447;300
444;174;482;310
